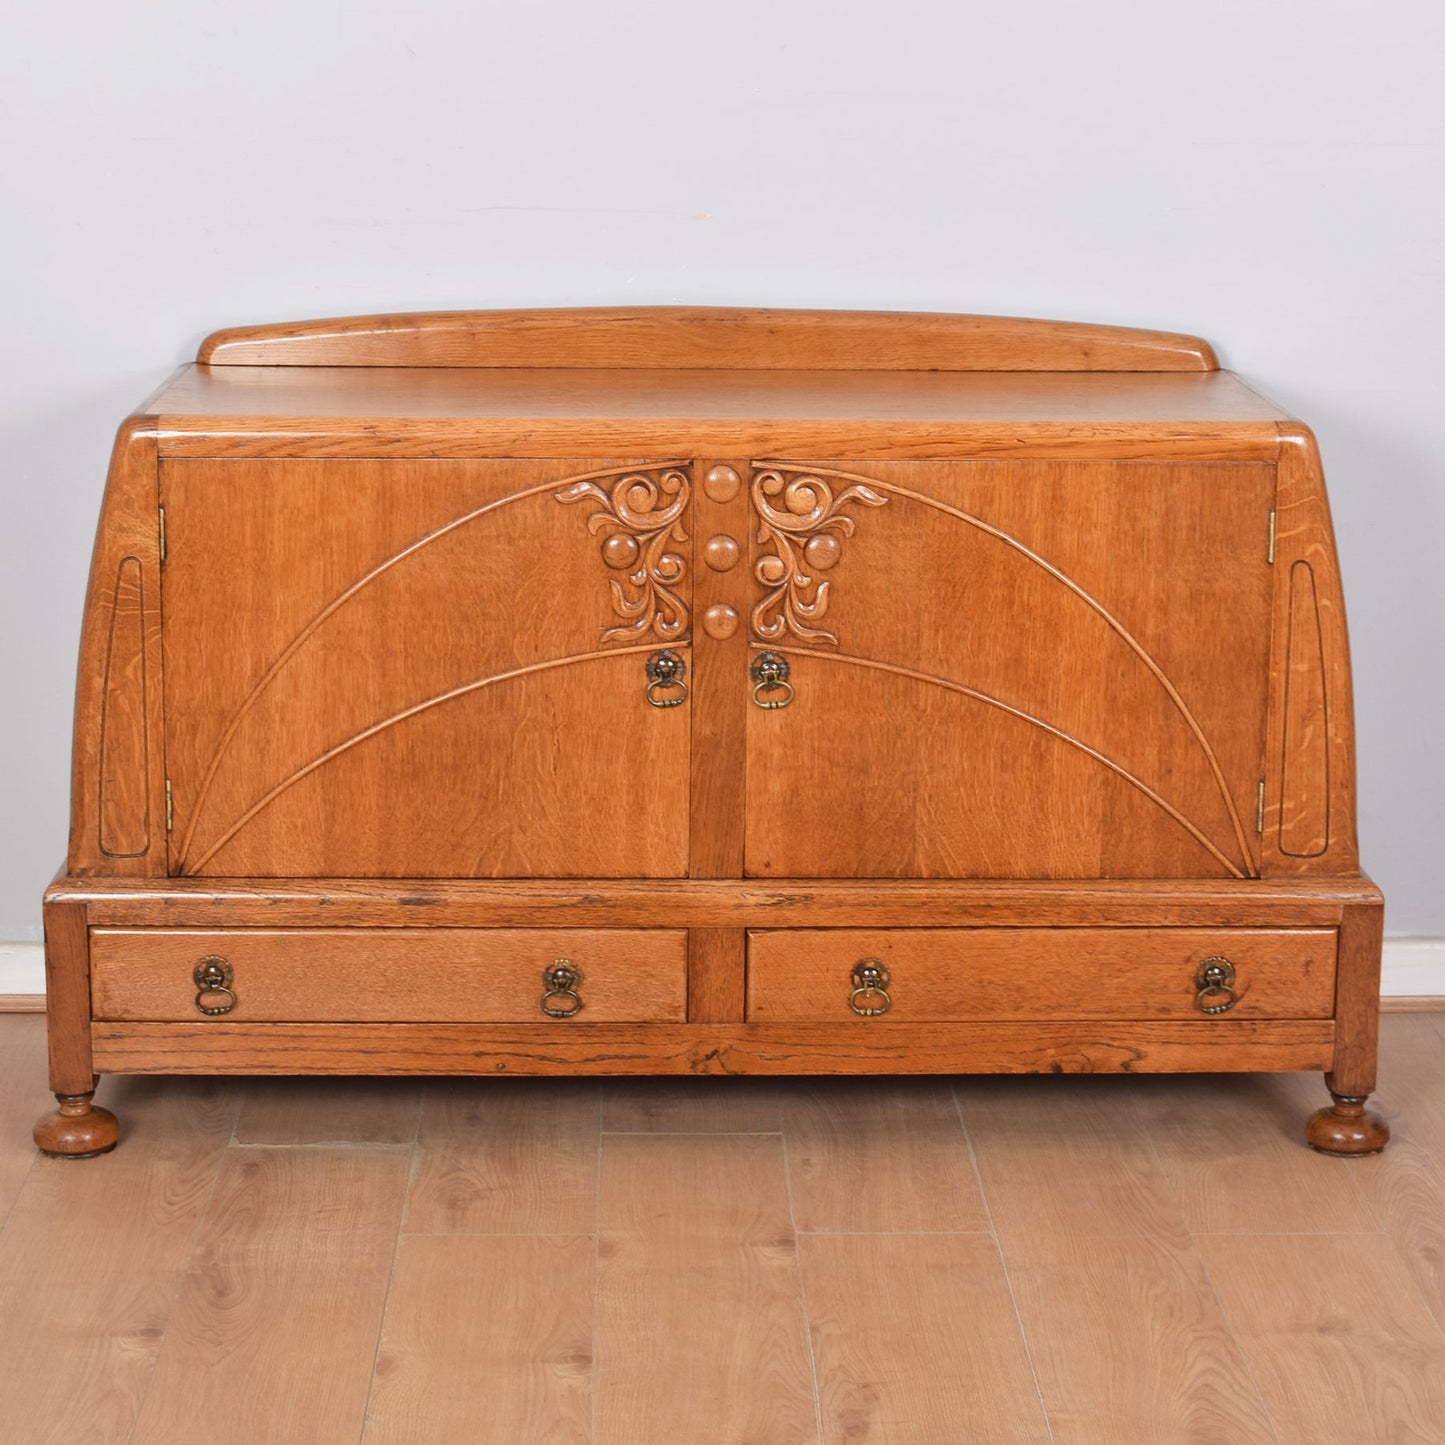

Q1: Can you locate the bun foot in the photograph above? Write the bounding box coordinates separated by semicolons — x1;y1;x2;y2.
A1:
34;1092;119;1159
1306;1091;1389;1156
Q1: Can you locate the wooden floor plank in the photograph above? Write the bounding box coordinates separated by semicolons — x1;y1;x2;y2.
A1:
601;1076;782;1132
1198;1232;1445;1444
782;1077;990;1233
1130;1071;1377;1234
0;1014;47;1224
233;1074;422;1145
0;1074;240;1444
800;1232;1050;1444
593;1133;816;1444
128;1146;410;1445
1007;1234;1275;1444
405;1078;600;1235
363;1234;593;1444
959;1074;1191;1247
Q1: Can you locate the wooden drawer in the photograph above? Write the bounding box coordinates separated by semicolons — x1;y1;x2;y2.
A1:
90;928;687;1023
745;928;1337;1022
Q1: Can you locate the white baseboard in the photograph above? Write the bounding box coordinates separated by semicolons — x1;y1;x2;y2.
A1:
2;937;1443;1004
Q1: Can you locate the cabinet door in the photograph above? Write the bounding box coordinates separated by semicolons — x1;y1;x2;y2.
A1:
744;460;1274;879
162;459;691;878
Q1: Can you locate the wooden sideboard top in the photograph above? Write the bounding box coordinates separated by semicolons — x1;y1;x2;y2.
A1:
140;366;1292;460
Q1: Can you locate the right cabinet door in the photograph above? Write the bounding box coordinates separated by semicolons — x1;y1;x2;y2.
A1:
743;459;1275;879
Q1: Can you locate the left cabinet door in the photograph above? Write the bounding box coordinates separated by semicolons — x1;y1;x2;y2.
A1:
160;458;693;878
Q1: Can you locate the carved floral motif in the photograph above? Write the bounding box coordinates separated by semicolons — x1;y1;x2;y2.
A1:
750;468;887;644
557;467;691;643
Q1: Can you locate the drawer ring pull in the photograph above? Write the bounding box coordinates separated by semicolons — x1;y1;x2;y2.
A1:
1194;956;1238;1015
193;956;237;1016
645;650;687;708
849;959;892;1017
750;651;793;710
541;960;584;1018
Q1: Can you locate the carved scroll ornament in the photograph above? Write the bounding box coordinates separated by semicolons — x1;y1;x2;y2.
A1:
751;468;887;645
557;467;691;643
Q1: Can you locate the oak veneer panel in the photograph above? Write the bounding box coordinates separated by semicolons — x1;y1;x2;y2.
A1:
1279;561;1329;856
363;1233;593;1445
0;1076;239;1443
1198;1233;1445;1444
405;1079;600;1235
601;1076;782;1133
1132;1072;1376;1234
593;1133;815;1444
159;457;690;879
748;928;1337;1023
90;928;688;1023
130;1146;409;1445
233;1075;421;1145
198;307;1221;371
1006;1235;1275;1445
745;460;1273;881
799;1232;1050;1444
89;1018;1337;1076
781;1079;989;1233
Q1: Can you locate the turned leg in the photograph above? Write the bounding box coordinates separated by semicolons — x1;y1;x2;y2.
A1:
34;893;120;1158
1306;1085;1389;1156
1306;897;1388;1155
33;1090;119;1159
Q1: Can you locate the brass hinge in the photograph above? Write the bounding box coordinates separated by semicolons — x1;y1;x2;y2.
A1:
1266;509;1276;565
158;506;167;564
1256;780;1266;834
165;778;174;832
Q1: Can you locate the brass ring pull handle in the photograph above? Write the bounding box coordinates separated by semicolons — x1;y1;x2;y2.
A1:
849;959;892;1016
750;651;793;710
193;956;236;1016
541;960;584;1018
1194;956;1238;1015
645;650;687;708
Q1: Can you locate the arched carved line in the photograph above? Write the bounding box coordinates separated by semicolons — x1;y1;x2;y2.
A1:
771;645;1247;879
176;462;687;870
758;462;1257;877
185;643;669;875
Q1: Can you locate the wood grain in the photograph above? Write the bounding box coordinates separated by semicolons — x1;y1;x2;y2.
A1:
233;1075;421;1146
41;895;93;1095
197;306;1221;371
68;419;167;877
405;1079;600;1235
89;1018;1337;1077
1330;895;1385;1097
747;927;1337;1022
90;927;688;1023
781;1078;989;1233
363;1234;592;1444
0;1076;239;1442
1006;1235;1275;1444
686;927;745;1023
593;1133;815;1444
54;873;1370;930
129;1146;409;1445
601;1076;782;1133
1198;1233;1445;1444
98;555;150;857
0;1013;45;1224
1279;560;1329;856
800;1232;1050;1443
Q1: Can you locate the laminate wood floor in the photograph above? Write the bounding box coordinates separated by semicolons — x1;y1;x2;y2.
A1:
2;1012;1444;1444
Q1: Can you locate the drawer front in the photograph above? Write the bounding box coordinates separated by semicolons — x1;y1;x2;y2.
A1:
745;928;1337;1022
91;928;687;1023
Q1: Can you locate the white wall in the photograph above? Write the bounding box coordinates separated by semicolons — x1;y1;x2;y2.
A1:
2;0;1442;942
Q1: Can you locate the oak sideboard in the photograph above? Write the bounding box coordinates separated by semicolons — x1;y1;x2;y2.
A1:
35;307;1387;1158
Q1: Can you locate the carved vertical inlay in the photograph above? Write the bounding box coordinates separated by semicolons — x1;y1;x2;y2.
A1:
98;556;150;856
750;467;887;644
1280;560;1329;856
557;466;691;642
